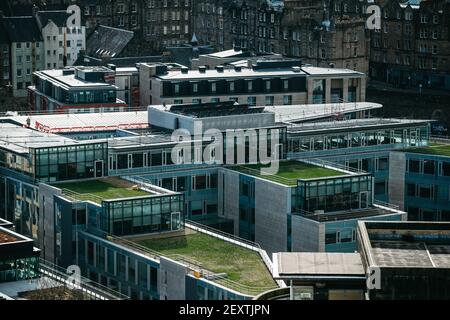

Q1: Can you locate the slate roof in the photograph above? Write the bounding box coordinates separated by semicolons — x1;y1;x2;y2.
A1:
1;16;42;43
36;10;71;28
86;25;134;59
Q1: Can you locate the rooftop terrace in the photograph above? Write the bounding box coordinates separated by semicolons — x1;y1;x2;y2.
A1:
127;230;277;295
231;160;345;186
56;177;151;204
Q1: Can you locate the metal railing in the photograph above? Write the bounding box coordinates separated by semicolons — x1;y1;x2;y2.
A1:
185;220;285;290
38;259;129;300
374;199;400;211
102;228;280;296
0;106;147;118
60;188;103;204
230;165;299;185
430;135;450;144
122;176;177;195
299;158;366;175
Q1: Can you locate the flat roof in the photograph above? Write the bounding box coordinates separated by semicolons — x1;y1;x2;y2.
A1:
156;67;306;80
265;102;383;123
89;131;175;150
273;252;365;279
296;204;405;223
0;229;21;244
6;111;148;134
0;123;90;154
288;118;430;135
405;143;450;157
207;49;244;58
301;66;364;76
230;160;348;186
55;177;153;204
34;69;117;90
129;229;277;294
360;221;450;268
166;101;267;118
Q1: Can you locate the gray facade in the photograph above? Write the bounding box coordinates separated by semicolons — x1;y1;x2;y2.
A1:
254;179;290;255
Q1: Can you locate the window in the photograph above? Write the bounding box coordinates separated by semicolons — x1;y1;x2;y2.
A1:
283;95;292;105
419;185;433;199
229;81;235;92
325;232;337;244
265;96;274;106
247;80;253;92
408;159;420;173
442;162;450;176
192;82;198;93
423;160;435;175
407;183;416;197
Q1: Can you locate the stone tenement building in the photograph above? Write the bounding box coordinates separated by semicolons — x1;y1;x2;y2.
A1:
371;0;450;90
79;0;193;55
280;0;370;74
1;0;194;55
192;0;369;75
192;0;284;53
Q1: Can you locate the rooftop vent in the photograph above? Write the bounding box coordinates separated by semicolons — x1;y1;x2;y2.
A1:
62;68;75;76
198;66;207;73
292;66;301;73
107;63;116;71
234;66;242;72
216;65;224;73
181;66;189;74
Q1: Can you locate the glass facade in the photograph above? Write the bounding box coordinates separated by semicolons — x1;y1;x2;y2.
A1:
0;256;39;283
0;176;39;240
0;149;34;177
32;142;108;182
101;195;184;236
295;175;373;213
288;125;429;155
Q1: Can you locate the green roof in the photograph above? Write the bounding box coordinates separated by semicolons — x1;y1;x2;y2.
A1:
57;178;150;204
135;231;277;295
406;143;450;157
231;160;345;186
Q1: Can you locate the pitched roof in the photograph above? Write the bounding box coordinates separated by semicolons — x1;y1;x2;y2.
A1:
36;10;71;28
86;25;134;59
1;16;42;43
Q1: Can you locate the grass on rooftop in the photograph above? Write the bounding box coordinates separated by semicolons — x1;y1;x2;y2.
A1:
406;143;450;157
57;178;149;203
137;232;276;291
232;160;344;186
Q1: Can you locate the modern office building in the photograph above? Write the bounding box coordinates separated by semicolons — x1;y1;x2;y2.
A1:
139;59;366;106
28;66;129;113
0;94;446;300
260;220;450;300
388;144;450;221
358;220;450;300
220;159;405;254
